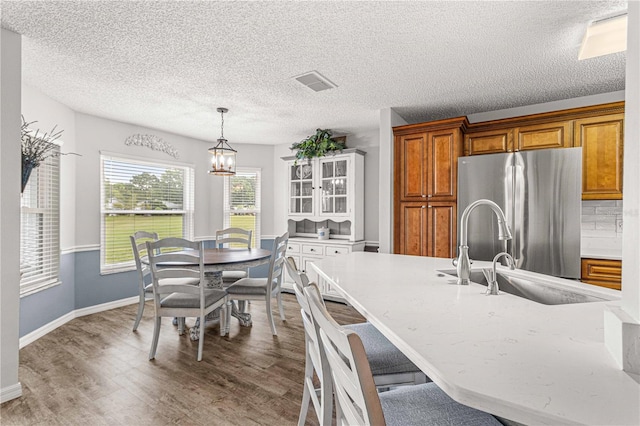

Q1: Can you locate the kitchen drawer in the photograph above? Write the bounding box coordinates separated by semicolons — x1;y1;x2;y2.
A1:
302;244;323;256
287;242;301;254
325;245;350;256
581;258;621;290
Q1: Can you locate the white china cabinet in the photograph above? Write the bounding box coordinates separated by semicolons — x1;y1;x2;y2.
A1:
281;148;366;301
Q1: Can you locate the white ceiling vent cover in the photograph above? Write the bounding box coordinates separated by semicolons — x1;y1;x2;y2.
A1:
293;71;337;92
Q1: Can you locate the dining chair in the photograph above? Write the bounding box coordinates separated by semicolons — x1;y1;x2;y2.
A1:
225;232;288;336
130;231;158;331
284;257;427;426
146;237;228;361
215;227;253;286
304;282;502;426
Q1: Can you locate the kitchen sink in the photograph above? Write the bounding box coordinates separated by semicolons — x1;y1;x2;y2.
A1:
437;269;617;305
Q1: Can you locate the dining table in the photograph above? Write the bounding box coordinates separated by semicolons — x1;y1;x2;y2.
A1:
146;247;272;340
310;252;639;426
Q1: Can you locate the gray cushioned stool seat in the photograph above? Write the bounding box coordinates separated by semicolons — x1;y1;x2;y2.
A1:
161;288;227;308
379;382;501;426
345;322;420;376
222;270;248;283
226;277;268;295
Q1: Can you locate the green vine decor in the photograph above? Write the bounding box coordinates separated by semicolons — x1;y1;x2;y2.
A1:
290;129;346;164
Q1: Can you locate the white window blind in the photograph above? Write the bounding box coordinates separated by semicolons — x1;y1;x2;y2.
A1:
20;150;60;294
224;169;261;248
100;154;194;274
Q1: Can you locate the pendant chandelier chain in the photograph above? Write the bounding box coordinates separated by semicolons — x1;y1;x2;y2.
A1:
220;109;225;140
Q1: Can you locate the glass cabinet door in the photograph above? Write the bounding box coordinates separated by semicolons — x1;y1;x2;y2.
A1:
289;162;314;214
320;158;348;215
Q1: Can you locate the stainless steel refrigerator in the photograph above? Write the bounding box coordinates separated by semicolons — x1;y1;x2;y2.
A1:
457;148;581;279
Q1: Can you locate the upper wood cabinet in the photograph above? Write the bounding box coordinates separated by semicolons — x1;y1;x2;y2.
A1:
395;117;466;203
464;128;512;156
463;102;624;199
514;121;573;151
575;114;624;200
466;120;573;154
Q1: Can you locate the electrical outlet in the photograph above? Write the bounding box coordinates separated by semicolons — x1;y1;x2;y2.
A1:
616;218;623;233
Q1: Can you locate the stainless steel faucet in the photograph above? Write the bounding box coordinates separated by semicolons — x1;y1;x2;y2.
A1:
484;252;515;295
454;199;512;285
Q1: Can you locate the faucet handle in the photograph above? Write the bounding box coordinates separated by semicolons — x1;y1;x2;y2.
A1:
452;258;458;267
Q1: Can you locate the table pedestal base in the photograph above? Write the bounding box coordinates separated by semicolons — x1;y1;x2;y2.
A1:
187;270;252;341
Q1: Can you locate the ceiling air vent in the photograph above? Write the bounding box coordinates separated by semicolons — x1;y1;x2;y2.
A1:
293;71;337;92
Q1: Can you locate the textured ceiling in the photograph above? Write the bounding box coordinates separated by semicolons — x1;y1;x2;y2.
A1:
1;1;628;146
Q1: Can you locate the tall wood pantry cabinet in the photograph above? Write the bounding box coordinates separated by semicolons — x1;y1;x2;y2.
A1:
393;117;468;258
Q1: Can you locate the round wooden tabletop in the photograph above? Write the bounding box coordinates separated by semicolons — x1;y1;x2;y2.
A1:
151;247;272;271
201;248;271;266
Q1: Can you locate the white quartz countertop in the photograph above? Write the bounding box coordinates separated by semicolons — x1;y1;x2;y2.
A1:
310;252;639;426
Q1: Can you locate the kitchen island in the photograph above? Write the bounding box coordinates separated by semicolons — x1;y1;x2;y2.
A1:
310;252;639;426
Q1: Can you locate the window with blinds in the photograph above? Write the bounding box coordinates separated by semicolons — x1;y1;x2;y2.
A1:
100;153;195;274
224;169;261;248
20;151;60;295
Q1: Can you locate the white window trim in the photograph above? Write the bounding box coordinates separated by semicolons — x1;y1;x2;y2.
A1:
99;152;195;274
223;167;261;248
20;150;61;296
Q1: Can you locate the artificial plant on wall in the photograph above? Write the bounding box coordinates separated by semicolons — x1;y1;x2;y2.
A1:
290;128;346;164
20;115;78;193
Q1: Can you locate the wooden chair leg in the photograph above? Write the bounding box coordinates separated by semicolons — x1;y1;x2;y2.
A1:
197;314;205;361
219;305;227;337
298;351;314;426
177;317;185;335
149;316;161;360
320;372;333;426
132;293;145;331
277;292;286;321
266;296;277;336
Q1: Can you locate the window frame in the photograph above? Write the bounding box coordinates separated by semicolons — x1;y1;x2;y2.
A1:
20;149;61;296
99;151;195;275
223;168;261;248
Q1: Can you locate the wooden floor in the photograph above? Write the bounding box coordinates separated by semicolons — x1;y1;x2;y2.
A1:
0;294;365;425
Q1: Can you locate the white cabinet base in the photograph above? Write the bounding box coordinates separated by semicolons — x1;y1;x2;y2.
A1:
282;237;365;302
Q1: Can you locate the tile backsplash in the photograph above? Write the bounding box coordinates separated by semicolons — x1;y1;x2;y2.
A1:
582;200;623;237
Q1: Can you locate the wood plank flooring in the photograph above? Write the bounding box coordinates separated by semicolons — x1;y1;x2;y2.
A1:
0;294;365;425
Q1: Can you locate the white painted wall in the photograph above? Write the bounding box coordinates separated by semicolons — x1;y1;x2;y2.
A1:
0;28;23;403
378;108;408;253
72;113;276;247
621;0;639;323
22;85;77;251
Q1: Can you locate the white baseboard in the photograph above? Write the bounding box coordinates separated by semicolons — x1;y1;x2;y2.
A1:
0;382;23;404
19;296;139;349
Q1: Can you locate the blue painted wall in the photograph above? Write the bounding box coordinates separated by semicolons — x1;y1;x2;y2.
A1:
19;239;274;338
19;252;75;337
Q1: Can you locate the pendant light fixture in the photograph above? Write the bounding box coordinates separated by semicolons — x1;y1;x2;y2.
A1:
208;107;237;175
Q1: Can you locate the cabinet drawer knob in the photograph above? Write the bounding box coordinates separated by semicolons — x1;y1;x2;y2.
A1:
421;206;426;209
427;194;432;198
421;194;427;198
334;250;339;254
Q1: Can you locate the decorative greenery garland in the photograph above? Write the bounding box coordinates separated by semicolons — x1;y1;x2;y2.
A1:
290;128;346;164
